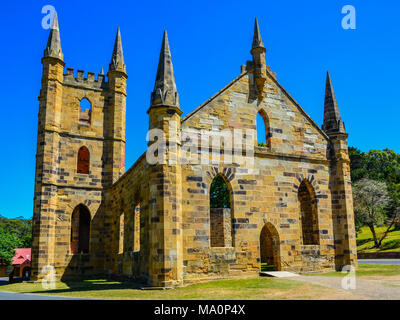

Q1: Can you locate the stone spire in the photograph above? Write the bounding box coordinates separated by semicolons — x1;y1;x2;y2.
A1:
109;27;126;73
322;72;346;134
250;18;267;101
44;11;63;60
251;17;265;50
150;30;180;108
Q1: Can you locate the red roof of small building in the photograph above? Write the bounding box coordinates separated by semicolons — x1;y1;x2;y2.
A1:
12;248;31;266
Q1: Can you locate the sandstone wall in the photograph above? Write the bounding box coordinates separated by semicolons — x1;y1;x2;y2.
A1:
100;154;150;282
179;68;336;282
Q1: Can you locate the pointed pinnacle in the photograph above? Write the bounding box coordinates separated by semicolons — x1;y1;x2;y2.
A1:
162;30;170;55
100;67;104;75
150;30;180;108
44;11;63;60
52;10;59;30
325;72;335;99
252;18;264;49
109;27;126;73
322;72;346;134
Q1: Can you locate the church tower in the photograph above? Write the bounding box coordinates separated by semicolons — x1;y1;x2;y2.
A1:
31;12;65;280
31;13;127;281
147;31;184;287
322;72;357;270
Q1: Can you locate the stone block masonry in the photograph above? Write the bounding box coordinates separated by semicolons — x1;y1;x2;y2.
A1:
210;208;232;247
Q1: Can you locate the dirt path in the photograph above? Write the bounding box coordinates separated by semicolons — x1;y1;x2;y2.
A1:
291;275;400;300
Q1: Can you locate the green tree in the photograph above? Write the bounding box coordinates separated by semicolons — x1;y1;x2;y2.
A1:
21;232;32;248
349;147;400;184
0;216;32;248
353;178;398;248
348;147;369;182
349;147;400;230
0;225;21;265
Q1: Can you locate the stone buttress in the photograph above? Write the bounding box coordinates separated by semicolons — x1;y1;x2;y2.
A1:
323;72;357;270
147;31;184;287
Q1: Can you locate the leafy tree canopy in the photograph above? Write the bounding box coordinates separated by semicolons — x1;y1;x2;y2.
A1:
349;147;400;208
0;216;32;265
0;225;21;265
349;147;400;233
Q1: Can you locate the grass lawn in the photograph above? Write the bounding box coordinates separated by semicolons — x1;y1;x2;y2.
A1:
302;264;400;278
0;276;346;300
357;226;400;252
2;265;398;300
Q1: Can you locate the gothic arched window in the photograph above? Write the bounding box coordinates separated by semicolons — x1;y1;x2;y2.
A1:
118;212;124;254
298;180;319;245
79;98;91;124
256;110;270;148
77;146;90;174
133;202;141;252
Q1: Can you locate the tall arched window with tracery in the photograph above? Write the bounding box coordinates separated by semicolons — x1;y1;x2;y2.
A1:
77;146;90;174
256;109;270;148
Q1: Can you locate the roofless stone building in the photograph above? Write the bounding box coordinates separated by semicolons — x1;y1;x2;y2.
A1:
31;14;357;287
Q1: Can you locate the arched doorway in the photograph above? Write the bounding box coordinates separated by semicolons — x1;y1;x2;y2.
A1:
70;204;91;254
259;223;281;271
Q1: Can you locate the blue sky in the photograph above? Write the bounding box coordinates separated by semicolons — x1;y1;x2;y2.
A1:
1;0;399;218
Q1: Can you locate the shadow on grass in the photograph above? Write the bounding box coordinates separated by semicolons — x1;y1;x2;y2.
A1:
380;239;400;251
357;238;400;252
356;238;372;247
28;279;143;295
